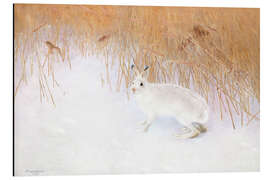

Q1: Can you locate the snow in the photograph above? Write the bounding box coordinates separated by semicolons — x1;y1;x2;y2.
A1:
14;56;259;176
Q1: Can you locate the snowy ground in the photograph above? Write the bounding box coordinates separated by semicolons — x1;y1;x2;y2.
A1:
14;56;260;176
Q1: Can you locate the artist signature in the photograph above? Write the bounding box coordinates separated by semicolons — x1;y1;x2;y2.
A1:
25;169;45;175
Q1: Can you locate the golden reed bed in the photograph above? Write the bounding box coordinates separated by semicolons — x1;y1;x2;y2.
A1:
14;4;260;128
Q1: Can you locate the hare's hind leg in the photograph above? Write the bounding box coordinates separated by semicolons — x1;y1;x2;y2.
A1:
174;124;200;139
192;122;207;133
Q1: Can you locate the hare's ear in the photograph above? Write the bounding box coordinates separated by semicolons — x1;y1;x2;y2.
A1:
142;65;150;78
131;64;140;76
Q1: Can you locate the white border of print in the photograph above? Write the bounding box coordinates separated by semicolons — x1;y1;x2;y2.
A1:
1;0;269;180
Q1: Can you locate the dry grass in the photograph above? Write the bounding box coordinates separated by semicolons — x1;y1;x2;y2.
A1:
14;4;260;128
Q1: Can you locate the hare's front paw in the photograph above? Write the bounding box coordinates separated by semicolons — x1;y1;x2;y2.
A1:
138;120;147;126
136;121;151;132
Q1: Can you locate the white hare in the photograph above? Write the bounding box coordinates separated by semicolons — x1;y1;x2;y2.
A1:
130;65;209;139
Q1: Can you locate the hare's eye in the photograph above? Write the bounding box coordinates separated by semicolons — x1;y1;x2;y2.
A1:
140;82;144;87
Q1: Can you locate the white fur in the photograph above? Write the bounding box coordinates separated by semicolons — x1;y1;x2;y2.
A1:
130;66;209;139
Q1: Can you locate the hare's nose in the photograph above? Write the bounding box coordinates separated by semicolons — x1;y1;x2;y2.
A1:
132;88;136;93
